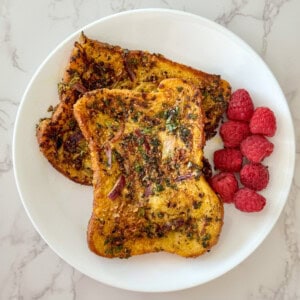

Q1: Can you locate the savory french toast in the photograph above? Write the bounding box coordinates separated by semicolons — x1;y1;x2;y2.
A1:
74;78;223;258
37;33;231;185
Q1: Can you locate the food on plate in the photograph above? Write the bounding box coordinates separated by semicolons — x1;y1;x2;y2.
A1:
36;33;231;185
240;163;269;191
226;89;254;121
210;88;276;212
73;78;224;258
240;135;274;163
249;107;277;137
213;148;243;172
234;188;266;212
219;120;250;148
209;172;238;203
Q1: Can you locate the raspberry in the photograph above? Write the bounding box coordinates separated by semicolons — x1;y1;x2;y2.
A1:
227;89;254;121
250;107;277;137
213;148;243;172
240;163;269;191
220;120;250;148
240;135;274;163
234;188;266;212
210;172;238;203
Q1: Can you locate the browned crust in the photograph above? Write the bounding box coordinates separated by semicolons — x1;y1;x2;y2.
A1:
37;32;231;185
74;79;224;258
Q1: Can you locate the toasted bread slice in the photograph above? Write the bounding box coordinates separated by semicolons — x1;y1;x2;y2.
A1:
74;79;223;258
37;33;231;185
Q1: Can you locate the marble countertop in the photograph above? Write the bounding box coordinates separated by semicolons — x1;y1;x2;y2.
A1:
1;0;299;299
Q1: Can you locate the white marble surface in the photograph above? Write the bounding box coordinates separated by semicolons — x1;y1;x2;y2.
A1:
1;0;299;299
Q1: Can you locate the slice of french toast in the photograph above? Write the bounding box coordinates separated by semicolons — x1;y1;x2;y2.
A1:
74;78;223;258
37;33;231;185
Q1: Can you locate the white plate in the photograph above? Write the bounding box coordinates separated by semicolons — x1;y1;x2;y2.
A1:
13;9;295;292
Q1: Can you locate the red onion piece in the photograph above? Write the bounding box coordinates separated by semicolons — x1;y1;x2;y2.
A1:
124;57;136;81
135;129;142;137
72;82;87;94
144;138;150;153
175;173;193;182
110;122;125;143
144;185;152;197
108;175;126;200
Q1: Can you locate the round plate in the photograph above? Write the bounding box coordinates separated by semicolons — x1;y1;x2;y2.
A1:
13;9;295;292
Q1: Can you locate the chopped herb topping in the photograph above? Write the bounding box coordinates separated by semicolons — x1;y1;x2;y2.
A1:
150;137;160;147
192;200;202;209
137;207;146;217
201;233;211;248
137;137;145;146
103;98;110;106
157;212;164;219
187;113;198;120
155;183;164;192
141;127;152;134
132;114;138;122
112;149;124;164
179;125;191;145
67;119;77;130
134;164;144;173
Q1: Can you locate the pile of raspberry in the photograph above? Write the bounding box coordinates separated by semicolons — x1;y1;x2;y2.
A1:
210;89;277;212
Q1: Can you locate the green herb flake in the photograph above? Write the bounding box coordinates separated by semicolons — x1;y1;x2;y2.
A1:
150;138;160;147
138;146;149;162
134;164;144;173
165;106;180;133
104;237;112;245
165;178;177;190
157;212;164;219
155;183;164;193
103;98;110;106
187;232;194;239
141;127;152;134
187;113;198;120
113;245;123;253
68;118;77;130
137;207;145;218
201;233;211;248
179;125;191;145
112;149;124;164
137;137;145;146
192;201;202;209
179;125;191;139
69;73;81;86
132;113;139;122
166;122;178;133
104;120;113;128
128;57;138;66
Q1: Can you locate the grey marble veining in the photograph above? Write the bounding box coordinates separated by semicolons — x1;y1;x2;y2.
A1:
0;0;299;299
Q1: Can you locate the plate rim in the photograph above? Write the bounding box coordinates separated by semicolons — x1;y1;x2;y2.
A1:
12;8;296;292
